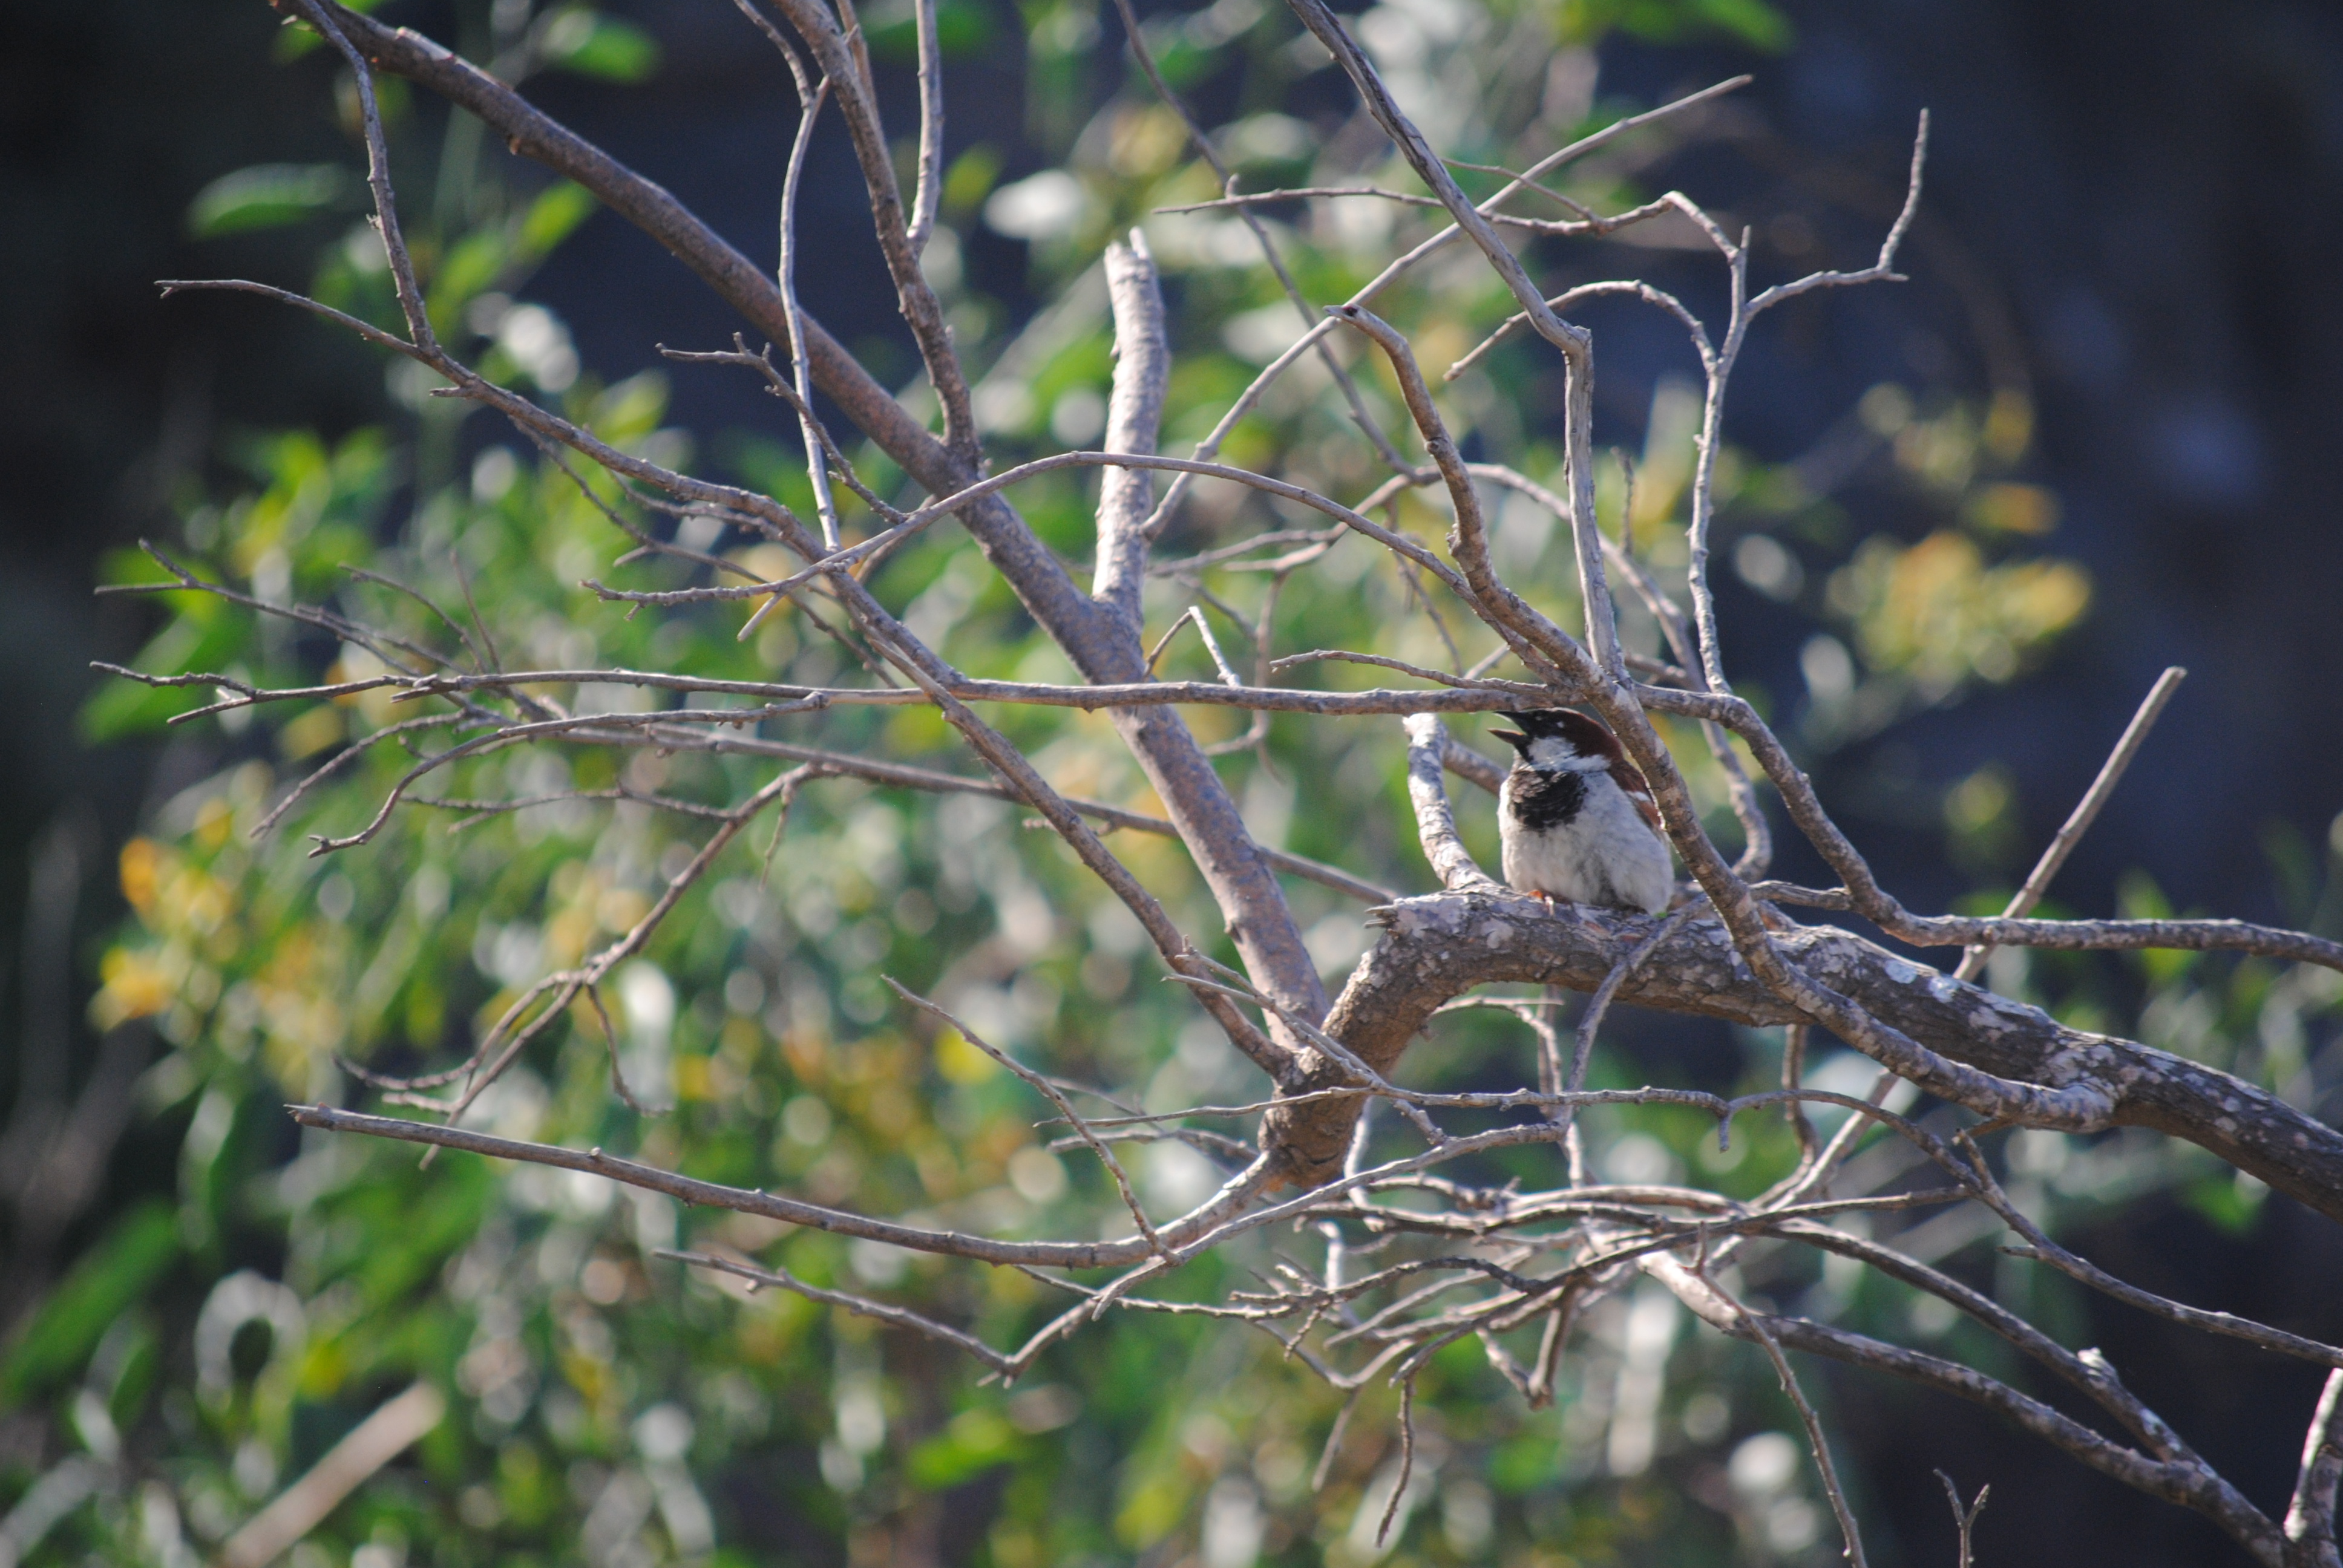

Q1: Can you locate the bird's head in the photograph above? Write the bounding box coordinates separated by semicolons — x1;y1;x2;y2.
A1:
1490;709;1620;773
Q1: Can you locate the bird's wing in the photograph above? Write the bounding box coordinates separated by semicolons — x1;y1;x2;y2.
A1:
1607;756;1665;837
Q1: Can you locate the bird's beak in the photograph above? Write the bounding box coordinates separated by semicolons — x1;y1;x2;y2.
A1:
1489;728;1527;747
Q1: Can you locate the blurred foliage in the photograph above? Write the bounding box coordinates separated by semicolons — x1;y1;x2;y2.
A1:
12;0;2342;1564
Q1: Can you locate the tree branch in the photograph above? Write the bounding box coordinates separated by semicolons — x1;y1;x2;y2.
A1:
288;1103;1250;1269
2288;1370;2343;1568
1958;665;2184;979
1091;232;1171;632
1401;715;1501;894
296;0;1328;1067
1738;1313;2284;1564
1274;890;2343;1218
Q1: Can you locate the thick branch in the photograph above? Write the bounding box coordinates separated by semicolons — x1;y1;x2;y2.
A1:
1268;2;2069;1166
1271;890;2343;1221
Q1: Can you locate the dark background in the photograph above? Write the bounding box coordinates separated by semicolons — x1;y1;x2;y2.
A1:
4;0;2340;1562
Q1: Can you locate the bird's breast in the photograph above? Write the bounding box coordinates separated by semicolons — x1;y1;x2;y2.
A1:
1502;766;1586;832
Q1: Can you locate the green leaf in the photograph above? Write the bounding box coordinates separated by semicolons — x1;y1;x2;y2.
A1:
187;163;352;237
1;1202;180;1407
2119;870;2201;986
866;0;996;64
517;181;598;261
79;596;245;742
1488;1430;1562;1492
1575;0;1793;52
590;371;672;446
540;9;662;82
1686;0;1793;51
941;144;1002;215
427;227;511;333
907;1406;1019;1488
272;0;385;60
2184;1170;2267;1235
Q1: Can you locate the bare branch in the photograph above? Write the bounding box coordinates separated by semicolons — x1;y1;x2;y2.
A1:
1273;650;1544;696
1936;1473;1990;1568
745;0;978;456
888;981;1170;1258
1288;0;1621;679
1135;73;1751;537
773;52;843;550
1743;111;1931;319
299;2;1335;1042
429;764;814;1125
1334;307;1605;678
1446;278;1711;383
1559;903;1703;1168
1717;1277;1869;1568
1106;0;1419;476
903;0;943;256
1283;889;2343;1218
1953;1140;2343;1370
863;622;1296;1079
1158;187;1676;243
1622;682;2343;972
99;539;437;680
1673;113;1928;696
1729;1312;2283;1563
1092;232;1172;630
184;21;2343;1560
289;1103;1248;1270
1957;665;2185;980
287;0;435;353
1782;1023;1820;1165
663;1250;1010;1371
2287;1370;2343;1567
1776;1218;2200;1463
1401;714;1502;894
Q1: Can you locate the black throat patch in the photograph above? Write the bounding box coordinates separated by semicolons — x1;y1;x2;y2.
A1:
1507;766;1587;833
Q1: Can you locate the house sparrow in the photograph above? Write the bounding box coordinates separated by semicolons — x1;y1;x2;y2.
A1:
1490;709;1673;914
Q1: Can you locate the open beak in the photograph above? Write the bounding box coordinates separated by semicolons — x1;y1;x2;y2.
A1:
1489;728;1527;747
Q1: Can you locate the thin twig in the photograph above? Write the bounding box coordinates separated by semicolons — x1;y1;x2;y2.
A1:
1936;1471;1990;1568
903;0;942;255
887;981;1170;1258
1104;0;1418;480
1559;903;1703;1175
1376;1379;1417;1545
1136;74;1751;537
1720;1282;1869;1568
661;1249;1012;1370
1957;665;2184;981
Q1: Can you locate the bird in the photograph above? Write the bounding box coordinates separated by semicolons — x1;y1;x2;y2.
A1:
1489;708;1673;915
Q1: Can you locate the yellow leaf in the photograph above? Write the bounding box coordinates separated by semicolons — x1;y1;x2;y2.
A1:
278;703;346;760
934;1027;997;1085
120;838;163;914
